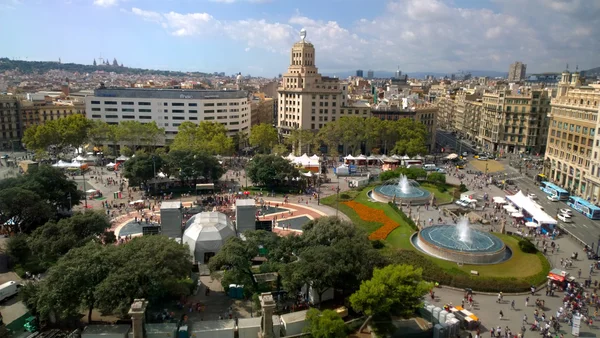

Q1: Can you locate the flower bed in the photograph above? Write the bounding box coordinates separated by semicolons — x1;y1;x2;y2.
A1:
342;201;399;240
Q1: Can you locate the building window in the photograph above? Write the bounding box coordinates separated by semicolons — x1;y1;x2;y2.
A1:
91;101;100;104
205;116;215;120
122;108;134;112
104;101;117;105
172;103;184;106
91;108;101;111
122;115;135;119
106;108;118;112
172;110;184;113
105;115;118;119
189;116;198;120
91;114;101;118
139;109;151;113
189;110;198;113
139;116;152;119
189;103;197;107
205;110;215;113
172;116;185;120
204;103;215;107
122;101;134;105
139;102;151;106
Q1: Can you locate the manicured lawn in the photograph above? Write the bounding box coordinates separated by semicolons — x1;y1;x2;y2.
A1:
327;186;549;283
420;182;454;204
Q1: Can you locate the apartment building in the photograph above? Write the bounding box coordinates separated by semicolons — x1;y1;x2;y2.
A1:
544;69;600;199
435;95;456;131
508;61;527;82
250;94;275;126
85;87;250;142
19;98;85;130
479;88;551;155
463;97;483;143
277;29;370;135
0;95;20;150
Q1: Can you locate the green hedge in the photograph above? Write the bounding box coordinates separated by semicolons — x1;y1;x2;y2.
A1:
388;202;419;231
518;239;538;253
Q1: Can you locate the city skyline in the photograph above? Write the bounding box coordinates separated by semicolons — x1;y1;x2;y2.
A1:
1;0;600;76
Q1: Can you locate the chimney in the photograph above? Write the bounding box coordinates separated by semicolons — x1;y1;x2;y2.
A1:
259;293;276;338
129;299;148;338
61;83;70;96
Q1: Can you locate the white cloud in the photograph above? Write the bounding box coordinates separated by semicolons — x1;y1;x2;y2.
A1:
210;0;271;3
128;0;600;73
93;0;118;7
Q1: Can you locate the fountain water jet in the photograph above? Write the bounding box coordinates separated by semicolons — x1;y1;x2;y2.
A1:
398;174;412;195
456;216;472;244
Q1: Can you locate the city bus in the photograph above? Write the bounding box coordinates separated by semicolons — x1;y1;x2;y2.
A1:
539;181;569;201
536;174;548;183
566;196;600;220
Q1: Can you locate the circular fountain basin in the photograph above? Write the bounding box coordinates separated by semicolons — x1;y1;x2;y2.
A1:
411;225;511;265
371;177;431;205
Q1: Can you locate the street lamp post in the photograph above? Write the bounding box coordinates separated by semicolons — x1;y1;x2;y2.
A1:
335;179;341;217
82;170;88;210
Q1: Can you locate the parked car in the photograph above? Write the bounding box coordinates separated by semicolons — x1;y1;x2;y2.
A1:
0;281;20;303
528;193;538;200
462;152;468;157
456;164;465;169
478;156;488;161
559;208;573;216
436;168;446;174
455;200;468;207
558;213;572;223
547;195;560;202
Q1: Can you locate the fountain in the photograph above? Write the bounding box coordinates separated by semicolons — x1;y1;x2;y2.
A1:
411;216;511;264
370;175;431;205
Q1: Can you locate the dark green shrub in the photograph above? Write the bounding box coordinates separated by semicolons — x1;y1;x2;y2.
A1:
518;239;537;253
380;170;400;181
388;202;419;231
428;172;446;184
437;184;448;193
372;240;385;249
339;193;351;200
459;184;468;192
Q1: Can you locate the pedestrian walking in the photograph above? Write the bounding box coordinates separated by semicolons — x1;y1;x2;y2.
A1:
499;310;504;320
511;300;515;310
523;314;528;325
525;296;529;307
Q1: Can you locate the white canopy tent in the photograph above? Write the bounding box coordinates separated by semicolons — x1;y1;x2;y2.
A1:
506;191;557;225
52;160;71;168
445;153;459;160
511;212;524;218
75;155;87;161
493;197;507;204
182;212;236;264
106;162;116;168
356;154;367;160
526;221;540;228
116;155;130;162
285;153;320;168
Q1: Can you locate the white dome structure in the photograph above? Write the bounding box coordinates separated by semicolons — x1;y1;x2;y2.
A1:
182;212;236;264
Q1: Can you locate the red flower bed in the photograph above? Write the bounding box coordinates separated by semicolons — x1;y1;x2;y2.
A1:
342;201;399;240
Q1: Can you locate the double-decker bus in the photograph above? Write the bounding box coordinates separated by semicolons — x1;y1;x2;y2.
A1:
567;196;600;220
539;181;569;201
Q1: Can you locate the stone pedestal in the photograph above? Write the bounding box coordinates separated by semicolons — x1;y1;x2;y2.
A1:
258;293;276;338
129;299;148;338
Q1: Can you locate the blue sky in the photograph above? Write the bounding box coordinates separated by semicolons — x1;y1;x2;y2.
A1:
1;0;599;76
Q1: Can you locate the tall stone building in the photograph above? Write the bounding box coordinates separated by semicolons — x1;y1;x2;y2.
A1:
508;61;527;82
544;69;600;199
0;95;20;150
277;29;370;136
480;88;551;155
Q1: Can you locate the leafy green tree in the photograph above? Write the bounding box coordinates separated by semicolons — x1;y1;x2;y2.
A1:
115;121;164;151
88;120;117;152
350;264;432;317
305;308;346;338
123;152;165;186
28;211;111;267
24;242;111;323
0;187;52;233
95;236;192;316
392;118;428;156
287;129;318;155
165;150;224;184
271;144;289;156
428;172;446;184
23;114;92;155
249;124;278;153
171;121;234;155
245;154;299;187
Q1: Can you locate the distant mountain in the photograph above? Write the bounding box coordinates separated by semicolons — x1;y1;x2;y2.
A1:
0;58;209;77
584;66;600;77
323;69;508;79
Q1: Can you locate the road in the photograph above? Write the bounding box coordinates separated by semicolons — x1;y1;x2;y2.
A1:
436;130;478;155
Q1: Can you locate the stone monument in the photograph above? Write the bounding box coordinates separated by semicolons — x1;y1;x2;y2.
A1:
259;292;276;338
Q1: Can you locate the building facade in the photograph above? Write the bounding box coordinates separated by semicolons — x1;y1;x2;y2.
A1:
508;61;527;82
356;70;364;77
85;87;250;141
435;95;456;131
480;88;551;155
19;99;85;131
544;70;600;199
463;98;483;143
250;95;275;126
276;30;370;135
0;95;20;150
367;70;374;79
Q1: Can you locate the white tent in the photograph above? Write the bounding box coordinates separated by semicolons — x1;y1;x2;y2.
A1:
116;155;130;162
493;196;507;204
75;155;87;161
445;153;459;160
506;191;557;225
182;212;236;264
86;189;97;194
52;160;71;168
526;221;540;228
310;154;320;161
414;155;423;160
511;212;524;218
391;155;401;160
344;154;356;160
301;171;313;177
106;162;116;168
356;154;367;160
68;160;82;168
401;154;411;160
285;153;296;161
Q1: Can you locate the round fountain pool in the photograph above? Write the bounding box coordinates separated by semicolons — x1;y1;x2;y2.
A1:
411;224;511;265
371;175;431;205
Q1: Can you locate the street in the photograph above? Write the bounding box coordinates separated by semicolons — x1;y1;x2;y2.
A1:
436;130;478;155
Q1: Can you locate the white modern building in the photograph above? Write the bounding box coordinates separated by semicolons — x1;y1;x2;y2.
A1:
86;87;251;141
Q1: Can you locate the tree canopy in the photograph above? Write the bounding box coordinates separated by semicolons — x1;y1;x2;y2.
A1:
170;121;234;155
245;154;300;187
305;308;346;338
22;114;92;155
23;236;192;322
165;150;224;184
122;152;165;186
115;121;164;151
249;123;278;154
349;264;432;317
